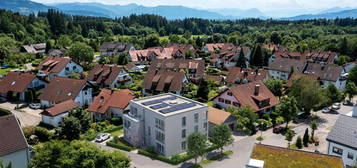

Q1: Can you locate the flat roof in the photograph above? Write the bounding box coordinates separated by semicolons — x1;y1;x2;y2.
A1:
132;93;207;116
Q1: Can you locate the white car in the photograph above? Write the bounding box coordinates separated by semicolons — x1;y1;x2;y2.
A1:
29;103;41;110
95;133;110;142
322;107;330;113
332;103;341;110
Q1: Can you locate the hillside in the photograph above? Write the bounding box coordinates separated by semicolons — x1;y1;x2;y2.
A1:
285;9;357;20
0;0;52;15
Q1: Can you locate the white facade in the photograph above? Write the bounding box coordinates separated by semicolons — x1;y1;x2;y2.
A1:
0;148;30;168
268;69;290;80
109;69;133;89
41;112;69;127
327;141;357;167
38;61;83;80
123;94;208;157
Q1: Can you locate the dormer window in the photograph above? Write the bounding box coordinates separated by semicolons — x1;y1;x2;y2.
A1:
227;92;233;96
11;81;16;86
67;92;72;96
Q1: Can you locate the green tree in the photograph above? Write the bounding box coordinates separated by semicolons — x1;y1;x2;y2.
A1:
345;82;357;101
310;121;318;142
257;119;272;143
348;65;357;85
295;136;303;149
29;140;130;168
0;160;11;168
264;79;283;97
187;132;208;164
58;116;81;140
251;44;264;67
210;124;234;153
276;96;298;129
336;56;347;66
325;84;343;103
196;79;209;102
68;108;92;132
285;129;295;148
303;128;309;147
339;37;348;55
234;106;259;135
144;34;160;48
68;72;80;79
66;42;94;64
0;46;10;65
236;49;247;68
117;52;129;65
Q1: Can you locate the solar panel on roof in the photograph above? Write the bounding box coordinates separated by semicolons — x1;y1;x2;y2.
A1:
150;103;169;110
158;102;197;114
142;96;177;106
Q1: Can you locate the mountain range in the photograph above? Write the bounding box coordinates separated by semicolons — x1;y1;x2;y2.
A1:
1;0;357;20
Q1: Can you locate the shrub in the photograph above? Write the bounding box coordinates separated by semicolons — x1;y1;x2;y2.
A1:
296;136;303;149
106;141;135;151
22;126;35;138
80;128;97;141
38;122;55;130
34;126;53;142
138;150;175;164
303;128;309;147
0;108;11;116
110;117;123;126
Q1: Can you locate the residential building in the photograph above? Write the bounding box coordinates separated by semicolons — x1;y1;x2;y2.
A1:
40;100;79;127
128;48;169;63
213;80;279;114
268;51;302;66
260;43;286;53
125;62;144;73
202;43;231;52
86;64;132;89
0;115;30;168
99;42;135;56
141;70;188;95
327;113;357;168
88;89;135;121
47;49;65;57
167;43;196;59
207;107;236;136
149;59;205;79
268;58;306;80
269;50;338;66
285;72;318;88
123;93;208;157
38;77;93;108
225;67;268;85
248;144;343;168
36;56;83;80
0;72;47;101
210;45;251;68
20;43;46;54
304;63;347;90
344;61;356;73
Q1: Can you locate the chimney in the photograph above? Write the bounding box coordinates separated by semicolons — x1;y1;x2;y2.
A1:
353;105;357;117
254;84;260;96
244;71;248;78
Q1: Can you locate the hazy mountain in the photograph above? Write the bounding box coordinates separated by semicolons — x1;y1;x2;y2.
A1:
318;7;353;14
285;9;357;20
0;0;53;15
207;8;266;18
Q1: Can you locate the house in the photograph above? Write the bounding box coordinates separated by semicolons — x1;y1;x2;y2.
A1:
88;89;135;121
304;63;347;90
260;44;286;53
213;80;279;114
326;112;357;168
210;45;251;68
167;43;196;59
38;77;93;108
225;67;268;85
128;48;168;63
40;100;79;127
86;64;132;89
149;59;205;79
125;62;144;73
268;58;306;80
269;50;338;66
0;115;30;168
344;61;356;73
268;51;302;66
202;43;231;52
47;49;65;57
36;56;83;80
285;72;318;88
207;107;236;136
100;42;135;56
20;43;46;54
248;144;343;168
0;72;47;101
141;70;188;95
123;93;208;157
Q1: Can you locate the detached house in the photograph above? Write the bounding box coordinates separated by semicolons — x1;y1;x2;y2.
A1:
21;43;46;54
269;50;338;66
268;58;306;80
149;59;205;79
88;89;135;121
0;72;47;101
225;67;268;85
128;48;168;63
100;42;135;56
0;115;30;168
208;107;236;136
304;63;347;90
125;62;144;73
210;45;251;68
37;56;83;80
261;43;286;53
38;77;93;108
202;43;231;52
213;80;279;114
167;43;196;59
86;64;132;89
142;70;188;95
40;100;79;127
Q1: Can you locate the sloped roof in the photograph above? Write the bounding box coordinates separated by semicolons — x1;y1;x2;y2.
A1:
86;64;125;86
0;115;28;156
268;58;306;73
37;56;72;75
38;77;87;103
149;59;205;76
327;115;357;150
99;42;133;52
41;100;79;117
261;44;286;52
22;43;46;53
225;67;268;84
304;63;343;81
285;72;318;88
142;70;186;92
0;72;36;93
204;43;232;51
87;89;135;114
208;107;235;125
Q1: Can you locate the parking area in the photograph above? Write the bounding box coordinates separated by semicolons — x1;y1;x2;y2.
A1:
0;102;42;127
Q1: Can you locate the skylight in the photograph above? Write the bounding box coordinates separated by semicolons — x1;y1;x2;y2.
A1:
11;81;16;86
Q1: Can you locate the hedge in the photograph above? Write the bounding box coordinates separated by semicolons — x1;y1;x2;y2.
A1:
106;141;135;152
138;150;176;164
104;125;123;133
0;108;11;116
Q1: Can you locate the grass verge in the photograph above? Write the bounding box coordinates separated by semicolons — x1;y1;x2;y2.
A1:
188;150;233;168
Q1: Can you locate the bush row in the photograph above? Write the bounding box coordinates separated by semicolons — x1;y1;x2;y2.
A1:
106;141;135;152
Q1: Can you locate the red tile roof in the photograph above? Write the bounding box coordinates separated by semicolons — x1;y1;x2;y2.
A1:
38;77;87;103
40;100;79;117
149;59;205;76
36;56;72;75
225;67;268;84
87;89;135;114
0;72;36;93
86;64;125;86
261;44;286;52
285;72;318;88
208;107;235;125
204;43;232;52
0;115;28;156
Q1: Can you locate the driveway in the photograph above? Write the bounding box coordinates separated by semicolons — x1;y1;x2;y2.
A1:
0;102;41;127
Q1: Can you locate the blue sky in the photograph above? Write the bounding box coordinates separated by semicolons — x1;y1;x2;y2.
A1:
33;0;357;13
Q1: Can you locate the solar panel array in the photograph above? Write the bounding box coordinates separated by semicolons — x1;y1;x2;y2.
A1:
142;96;177;106
150;103;169;110
159;102;196;114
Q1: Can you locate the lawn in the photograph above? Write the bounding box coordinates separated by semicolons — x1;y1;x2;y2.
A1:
0;68;11;75
251;144;344;168
188;150;233;168
107;128;123;137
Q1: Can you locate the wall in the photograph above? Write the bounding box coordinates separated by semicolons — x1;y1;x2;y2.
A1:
328;141;357;167
41;112;68;127
0;149;29;168
213;90;240;109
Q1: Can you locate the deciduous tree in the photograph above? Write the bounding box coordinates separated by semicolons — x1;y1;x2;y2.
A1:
187;132;208;164
210;124;234;153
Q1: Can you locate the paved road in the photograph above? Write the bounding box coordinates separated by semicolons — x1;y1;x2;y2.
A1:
0;104;41;127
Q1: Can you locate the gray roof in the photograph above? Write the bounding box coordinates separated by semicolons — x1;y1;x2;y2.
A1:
268;58;306;73
304;63;344;81
327;115;357;150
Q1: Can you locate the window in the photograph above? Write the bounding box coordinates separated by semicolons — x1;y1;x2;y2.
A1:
130;107;138;117
73;66;77;70
182;117;186;127
182;129;186;138
156;142;164;154
348;152;354;160
124;119;131;129
155;130;165;143
155;118;165;131
148;127;151;136
225;100;231;104
181;141;186;150
218;98;224;103
332;146;343;155
204;122;207;131
227;92;233;96
194;113;199;123
194;125;198;132
233;102;240;107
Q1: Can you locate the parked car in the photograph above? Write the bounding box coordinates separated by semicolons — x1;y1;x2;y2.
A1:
29;103;41;110
273;125;284;133
331;103;341;110
322;107;330;113
343;100;353;106
1;64;10;69
95;133;110;142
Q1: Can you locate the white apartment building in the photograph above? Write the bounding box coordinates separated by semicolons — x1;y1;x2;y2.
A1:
123;93;208;157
